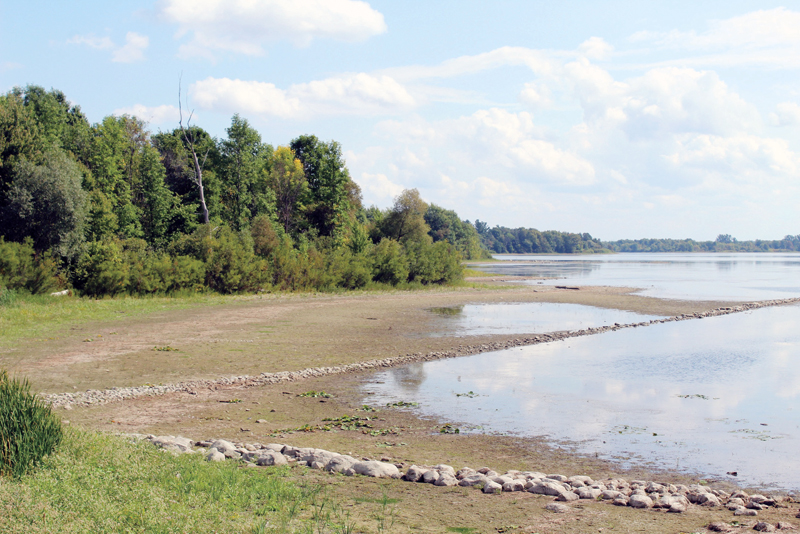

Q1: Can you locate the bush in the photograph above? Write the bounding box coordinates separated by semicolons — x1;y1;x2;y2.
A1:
369;238;409;285
406;240;464;285
71;240;129;297
0;238;60;294
0;370;62;478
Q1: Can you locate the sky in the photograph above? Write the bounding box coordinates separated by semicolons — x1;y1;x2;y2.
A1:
2;1;800;241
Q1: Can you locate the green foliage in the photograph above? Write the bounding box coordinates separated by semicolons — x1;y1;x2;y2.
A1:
0;150;87;258
375;188;431;245
0;238;60;294
0;369;63;478
0;87;467;297
479;225;605;254
369;238;409;285
406;240;464;285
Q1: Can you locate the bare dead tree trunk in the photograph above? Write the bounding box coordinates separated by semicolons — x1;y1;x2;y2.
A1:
178;81;210;224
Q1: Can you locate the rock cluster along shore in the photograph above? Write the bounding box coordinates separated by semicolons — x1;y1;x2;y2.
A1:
45;297;800;409
145;435;797;521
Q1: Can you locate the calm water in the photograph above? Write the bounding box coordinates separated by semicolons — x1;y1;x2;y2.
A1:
473;253;800;301
427;302;660;337
364;304;800;491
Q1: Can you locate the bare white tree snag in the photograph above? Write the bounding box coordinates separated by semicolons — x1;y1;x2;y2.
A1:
178;80;210;224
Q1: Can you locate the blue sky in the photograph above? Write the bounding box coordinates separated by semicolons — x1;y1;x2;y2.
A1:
2;1;800;240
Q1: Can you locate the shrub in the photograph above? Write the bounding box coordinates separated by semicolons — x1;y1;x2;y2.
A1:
72;240;129;297
0;238;60;294
0;369;62;478
406;240;463;285
370;238;409;285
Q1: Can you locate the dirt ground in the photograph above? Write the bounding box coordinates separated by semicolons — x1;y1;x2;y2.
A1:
10;282;799;533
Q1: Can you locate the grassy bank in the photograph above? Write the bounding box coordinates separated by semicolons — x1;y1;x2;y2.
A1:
0;427;350;533
0;292;237;349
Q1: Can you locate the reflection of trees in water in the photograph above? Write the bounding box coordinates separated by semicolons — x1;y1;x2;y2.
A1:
389;363;427;393
714;261;736;271
474;261;599;279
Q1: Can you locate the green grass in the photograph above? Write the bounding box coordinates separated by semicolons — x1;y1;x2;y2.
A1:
0;293;233;348
0;428;344;533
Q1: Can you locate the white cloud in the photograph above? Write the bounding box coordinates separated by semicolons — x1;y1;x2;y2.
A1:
519;82;552;109
68;34;114;50
665;134;800;178
190;74;415;119
629;8;800;69
112;32;149;63
158;0;386;59
113;104;181;125
68;32;148;63
632;8;800;50
382;46;560;82
578;37;613;60
359;172;404;201
564;61;760;139
770;102;800;127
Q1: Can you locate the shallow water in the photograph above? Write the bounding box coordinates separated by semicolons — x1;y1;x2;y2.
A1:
426;302;660;337
473;252;800;301
364;304;800;491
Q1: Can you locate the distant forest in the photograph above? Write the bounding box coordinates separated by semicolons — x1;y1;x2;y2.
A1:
0;85;491;297
475;224;800;254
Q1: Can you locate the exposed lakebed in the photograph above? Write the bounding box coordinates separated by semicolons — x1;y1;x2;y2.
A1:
363;303;800;492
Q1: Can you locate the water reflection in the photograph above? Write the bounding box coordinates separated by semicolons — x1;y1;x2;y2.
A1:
473;253;800;301
364;304;800;491
425;302;660;337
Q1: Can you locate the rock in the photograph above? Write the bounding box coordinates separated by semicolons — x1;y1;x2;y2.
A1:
210;439;236;453
708;523;732;532
734;507;758;516
456;467;476;480
569;475;593;486
483;480;503;494
149;435;194;453
545;503;571;513
728;497;746;510
255;419;268;424
459;474;488;487
223;449;241;459
502;480;525;492
435;473;458;487
256;451;288;466
325;455;357;474
422;470;440;484
601;490;623;500
403;465;428;482
577;487;602;500
753;522;777;532
309;461;326;470
556;491;580;502
528;481;566;497
547;474;568;482
612;496;629;506
206;449;226;462
434;464;456;477
352;460;400;479
645;482;664;493
696;493;722;507
629;494;654;509
668;501;687;513
776;522;796;530
263;443;285;452
300;448;337;466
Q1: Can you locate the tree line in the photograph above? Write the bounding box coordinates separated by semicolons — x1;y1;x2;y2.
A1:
0;85;489;297
474;221;608;254
602;235;800;253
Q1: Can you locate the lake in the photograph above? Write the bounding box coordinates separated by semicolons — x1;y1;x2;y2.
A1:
473;252;800;301
426;302;661;337
364;253;800;490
